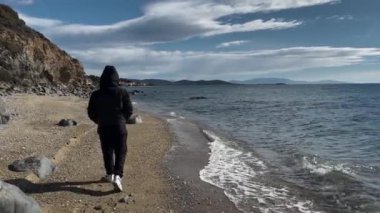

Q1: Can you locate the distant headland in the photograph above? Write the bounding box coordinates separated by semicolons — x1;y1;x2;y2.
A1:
86;77;348;87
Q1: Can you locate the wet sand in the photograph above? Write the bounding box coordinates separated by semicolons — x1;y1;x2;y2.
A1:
0;94;237;212
165;118;238;212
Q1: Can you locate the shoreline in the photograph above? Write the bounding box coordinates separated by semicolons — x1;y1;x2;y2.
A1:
130;104;239;212
0;94;238;212
163;117;238;212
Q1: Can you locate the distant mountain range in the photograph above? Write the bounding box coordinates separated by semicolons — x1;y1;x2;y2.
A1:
120;78;348;86
231;78;348;85
127;79;234;86
128;78;347;86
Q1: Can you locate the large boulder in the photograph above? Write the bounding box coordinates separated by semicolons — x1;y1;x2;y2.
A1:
0;180;40;213
8;155;57;179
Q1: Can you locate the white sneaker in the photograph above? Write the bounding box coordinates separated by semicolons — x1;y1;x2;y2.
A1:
101;174;114;183
113;175;123;192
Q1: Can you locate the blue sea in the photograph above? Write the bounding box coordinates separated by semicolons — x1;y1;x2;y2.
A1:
131;84;380;213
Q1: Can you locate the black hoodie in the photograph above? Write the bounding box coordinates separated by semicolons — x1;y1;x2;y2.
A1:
87;66;133;133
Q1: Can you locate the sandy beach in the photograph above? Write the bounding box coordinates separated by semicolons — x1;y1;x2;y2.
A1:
0;94;176;212
0;94;237;213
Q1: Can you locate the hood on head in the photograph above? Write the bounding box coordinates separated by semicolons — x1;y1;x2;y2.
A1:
100;65;119;89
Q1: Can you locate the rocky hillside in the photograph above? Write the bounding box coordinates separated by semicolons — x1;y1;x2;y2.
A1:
0;4;86;88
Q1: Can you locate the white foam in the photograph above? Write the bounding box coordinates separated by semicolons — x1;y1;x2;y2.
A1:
200;130;321;213
302;156;354;176
132;101;137;105
168;111;185;120
166;118;177;122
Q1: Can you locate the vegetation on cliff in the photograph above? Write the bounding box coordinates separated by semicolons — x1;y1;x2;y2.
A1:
0;4;86;87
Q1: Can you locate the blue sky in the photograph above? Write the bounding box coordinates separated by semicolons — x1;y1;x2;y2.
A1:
2;0;380;82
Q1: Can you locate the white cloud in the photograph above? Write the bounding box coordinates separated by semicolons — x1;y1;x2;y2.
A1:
19;14;62;28
19;0;338;46
18;0;375;81
326;15;354;21
67;46;380;80
216;40;250;48
4;0;35;5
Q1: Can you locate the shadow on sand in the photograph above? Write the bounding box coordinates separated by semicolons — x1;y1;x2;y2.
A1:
4;178;117;197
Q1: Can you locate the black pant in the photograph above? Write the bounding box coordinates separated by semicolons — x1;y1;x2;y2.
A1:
99;126;127;177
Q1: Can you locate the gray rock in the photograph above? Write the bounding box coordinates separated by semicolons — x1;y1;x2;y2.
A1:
41;87;50;94
57;119;77;127
130;90;144;96
56;90;63;96
0;98;7;115
126;115;142;124
189;96;207;100
94;205;103;210
13;87;22;93
119;193;135;204
0;180;41;213
8;155;57;179
50;88;57;94
0;115;10;124
20;79;33;87
0;98;10;125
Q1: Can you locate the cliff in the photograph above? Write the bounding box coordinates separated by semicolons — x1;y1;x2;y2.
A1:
0;4;85;87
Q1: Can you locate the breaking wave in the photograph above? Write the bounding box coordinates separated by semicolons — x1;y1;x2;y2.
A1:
200;130;321;213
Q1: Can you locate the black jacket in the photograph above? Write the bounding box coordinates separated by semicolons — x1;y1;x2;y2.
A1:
87;66;133;133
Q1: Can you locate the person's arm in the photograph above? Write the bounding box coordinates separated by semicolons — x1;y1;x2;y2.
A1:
122;89;133;121
87;91;99;124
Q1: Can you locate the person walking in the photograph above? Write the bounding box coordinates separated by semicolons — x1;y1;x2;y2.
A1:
87;65;133;192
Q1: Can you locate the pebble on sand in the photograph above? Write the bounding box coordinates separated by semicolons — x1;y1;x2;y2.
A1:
57;119;78;127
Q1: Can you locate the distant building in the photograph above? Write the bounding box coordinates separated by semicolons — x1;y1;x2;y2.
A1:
119;79;147;87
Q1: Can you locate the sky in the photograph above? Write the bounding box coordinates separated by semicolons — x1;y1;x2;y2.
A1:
2;0;380;82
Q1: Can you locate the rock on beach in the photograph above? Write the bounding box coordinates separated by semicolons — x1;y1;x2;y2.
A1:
127;115;142;124
57;119;78;127
8;155;57;179
0;98;10;124
0;180;41;213
189;96;207;100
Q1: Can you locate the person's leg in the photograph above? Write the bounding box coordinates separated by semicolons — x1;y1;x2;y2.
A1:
114;133;127;178
99;131;115;176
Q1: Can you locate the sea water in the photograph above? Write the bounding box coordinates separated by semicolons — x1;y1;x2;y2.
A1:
131;84;380;213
